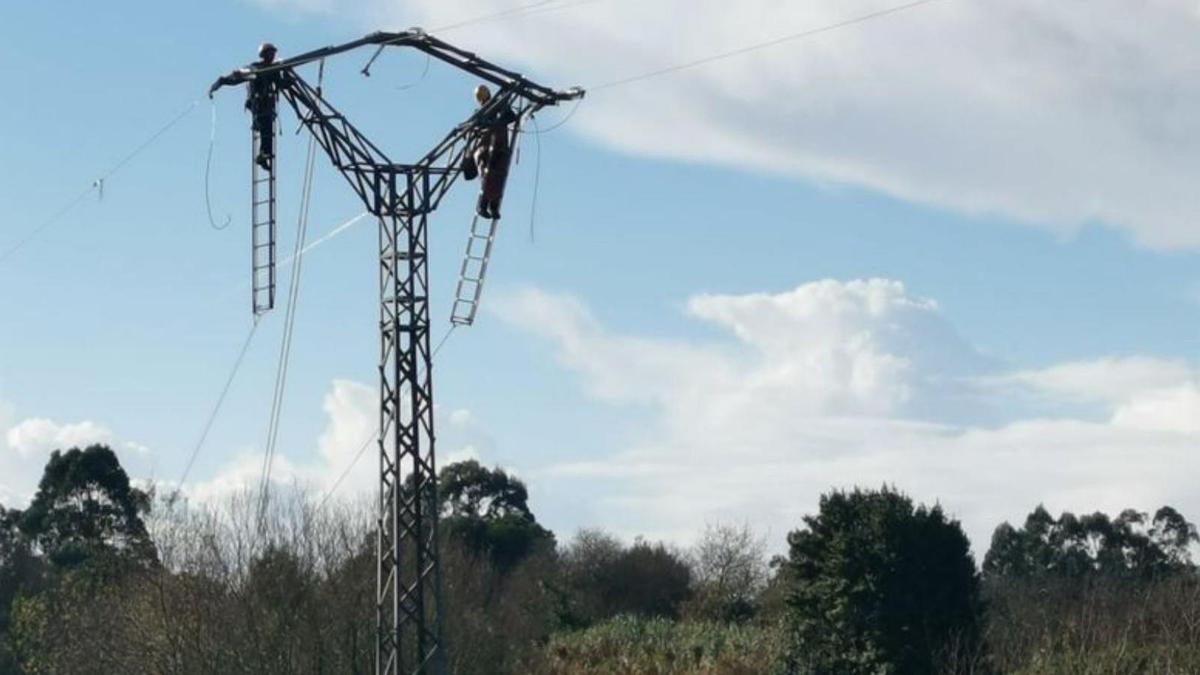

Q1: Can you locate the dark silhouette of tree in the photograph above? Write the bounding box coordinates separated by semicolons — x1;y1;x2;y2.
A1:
14;445;155;569
1;505;47;673
785;486;983;674
560;530;693;625
983;505;1198;581
436;460;554;571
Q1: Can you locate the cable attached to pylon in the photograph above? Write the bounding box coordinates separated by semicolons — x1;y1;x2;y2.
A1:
169;316;262;505
0;99;200;266
204;103;233;230
527;115;544;244
257;76;322;530
589;0;945;91
512;0;944;138
315;427;379;512
520;96;584;136
396;54;432;92
315;319;459;513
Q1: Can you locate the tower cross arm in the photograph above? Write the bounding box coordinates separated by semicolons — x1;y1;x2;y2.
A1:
235;30;585;109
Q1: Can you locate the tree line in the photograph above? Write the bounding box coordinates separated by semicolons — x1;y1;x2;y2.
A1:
1;444;1197;674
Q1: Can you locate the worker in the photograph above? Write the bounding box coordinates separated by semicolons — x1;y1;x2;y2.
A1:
209;43;281;171
469;84;518;219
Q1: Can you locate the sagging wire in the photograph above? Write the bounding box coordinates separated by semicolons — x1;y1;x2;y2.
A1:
397;54;432;91
526;115;544;244
204;103;233;230
520;95;584;135
588;0;945;91
315;427;379;513
316;319;455;514
169;316;262;506
257;130;318;532
0;99;200;266
257;61;324;531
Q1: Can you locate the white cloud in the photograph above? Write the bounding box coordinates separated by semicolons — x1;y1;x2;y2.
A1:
493;281;1200;552
1111;384;1200;434
997;357;1198;405
254;0;1200;250
6;418;113;457
183;380;495;505
0;415;144;507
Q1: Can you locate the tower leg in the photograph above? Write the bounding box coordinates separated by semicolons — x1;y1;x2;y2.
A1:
377;171;445;675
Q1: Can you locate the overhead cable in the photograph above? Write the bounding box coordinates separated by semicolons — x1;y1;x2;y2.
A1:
590;0;945;91
0;100;200;265
170;317;262;504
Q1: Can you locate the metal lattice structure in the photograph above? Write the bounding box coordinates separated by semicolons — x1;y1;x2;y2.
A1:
213;30;582;675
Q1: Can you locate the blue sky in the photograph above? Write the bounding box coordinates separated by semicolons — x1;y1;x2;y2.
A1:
2;0;1198;552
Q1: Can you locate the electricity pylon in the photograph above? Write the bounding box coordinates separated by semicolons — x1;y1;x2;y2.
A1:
212;30;582;675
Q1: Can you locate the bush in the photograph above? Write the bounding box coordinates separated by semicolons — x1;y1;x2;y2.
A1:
783;486;983;674
984;574;1200;673
560;530;693;626
685;523;768;623
527;614;788;675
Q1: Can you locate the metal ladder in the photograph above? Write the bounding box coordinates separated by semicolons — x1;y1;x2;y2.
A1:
251;128;277;316
450;214;500;326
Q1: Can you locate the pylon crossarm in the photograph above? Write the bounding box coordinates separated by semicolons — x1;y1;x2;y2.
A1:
248;30;583;108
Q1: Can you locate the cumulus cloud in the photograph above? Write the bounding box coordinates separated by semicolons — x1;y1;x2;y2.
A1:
6;418;113;457
0;416;127;506
491;281;1200;551
253;0;1200;249
183;380;495;505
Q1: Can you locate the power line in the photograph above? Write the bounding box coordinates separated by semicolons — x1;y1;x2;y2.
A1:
170;317;262;503
443;0;609;31
433;0;560;32
521;96;584;135
590;0;945;91
315;320;461;513
315;428;378;512
204;103;233;230
0;99;200;266
257;122;320;528
527;115;544;243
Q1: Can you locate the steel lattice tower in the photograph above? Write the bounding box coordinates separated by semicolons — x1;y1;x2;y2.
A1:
212;31;581;675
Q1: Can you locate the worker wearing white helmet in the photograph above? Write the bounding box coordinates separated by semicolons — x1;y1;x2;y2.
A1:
466;84;518;219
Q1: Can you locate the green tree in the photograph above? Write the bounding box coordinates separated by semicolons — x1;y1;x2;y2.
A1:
785;486;982;674
14;445;156;569
560;530;693;625
1;505;47;674
437;460;554;571
983;505;1198;581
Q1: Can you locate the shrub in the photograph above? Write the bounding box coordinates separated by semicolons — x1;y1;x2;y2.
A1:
783;486;983;674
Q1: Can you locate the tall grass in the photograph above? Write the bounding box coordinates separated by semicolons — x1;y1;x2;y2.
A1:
527;615;787;675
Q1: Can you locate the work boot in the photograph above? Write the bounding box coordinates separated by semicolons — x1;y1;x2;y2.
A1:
256;154;272;171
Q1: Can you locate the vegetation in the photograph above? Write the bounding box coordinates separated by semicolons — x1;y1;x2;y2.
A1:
783;486;983;674
1;445;1197;674
528;615;788;675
